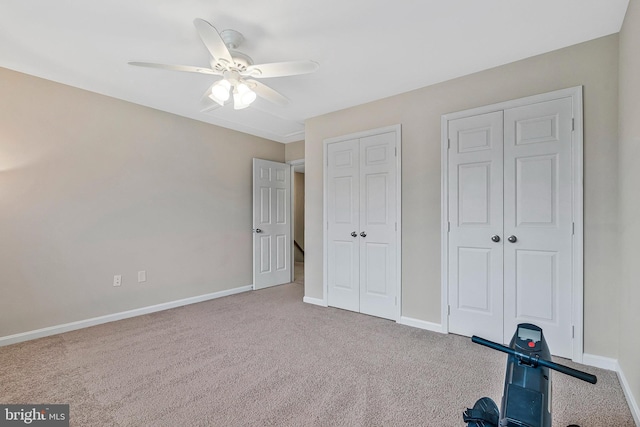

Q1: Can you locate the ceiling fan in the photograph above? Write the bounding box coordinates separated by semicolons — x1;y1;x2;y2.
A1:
129;18;319;111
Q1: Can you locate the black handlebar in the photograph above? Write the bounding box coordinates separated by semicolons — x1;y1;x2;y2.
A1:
471;336;597;384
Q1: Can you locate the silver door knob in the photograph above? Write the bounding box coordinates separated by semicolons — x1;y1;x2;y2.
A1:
491;235;500;243
508;235;517;243
254;228;262;233
360;231;367;238
351;231;357;237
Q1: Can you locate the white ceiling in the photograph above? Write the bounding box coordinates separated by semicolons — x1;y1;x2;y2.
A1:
1;1;629;143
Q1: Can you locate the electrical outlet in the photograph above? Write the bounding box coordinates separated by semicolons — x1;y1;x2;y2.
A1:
113;275;122;287
138;270;147;283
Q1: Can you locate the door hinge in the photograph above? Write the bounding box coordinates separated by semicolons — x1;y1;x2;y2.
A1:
448;138;451;149
395;222;397;231
448;305;451;316
571;118;575;131
572;325;575;338
395;147;397;157
572;222;575;235
448;222;451;232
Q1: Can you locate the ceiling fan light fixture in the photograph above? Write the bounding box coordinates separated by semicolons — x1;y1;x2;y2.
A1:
238;83;257;104
209;79;231;105
233;83;256;110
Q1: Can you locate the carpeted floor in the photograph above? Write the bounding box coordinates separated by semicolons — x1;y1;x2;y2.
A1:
0;266;635;426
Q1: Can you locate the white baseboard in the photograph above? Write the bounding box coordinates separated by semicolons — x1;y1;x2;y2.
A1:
582;353;618;371
398;316;444;334
0;285;253;347
617;360;640;426
581;354;638;426
303;296;327;307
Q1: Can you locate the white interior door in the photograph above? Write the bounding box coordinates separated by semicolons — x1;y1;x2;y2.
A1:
503;97;574;357
253;158;291;290
448;111;505;343
327;139;360;311
326;129;399;320
359;132;397;320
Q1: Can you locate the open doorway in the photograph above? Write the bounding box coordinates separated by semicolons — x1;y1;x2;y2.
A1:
290;159;305;285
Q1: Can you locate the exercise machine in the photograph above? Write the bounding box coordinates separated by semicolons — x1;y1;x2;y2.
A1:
463;323;597;427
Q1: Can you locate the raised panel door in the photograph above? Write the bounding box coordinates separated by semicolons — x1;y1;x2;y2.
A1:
253;159;291;290
448;111;504;343
327;139;360;311
359;132;397;320
503;97;574;357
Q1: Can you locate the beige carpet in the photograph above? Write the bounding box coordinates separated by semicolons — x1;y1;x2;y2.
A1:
0;272;635;426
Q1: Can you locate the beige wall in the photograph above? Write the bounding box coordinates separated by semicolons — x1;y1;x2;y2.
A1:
305;35;619;357
618;0;640;416
0;67;284;337
285;140;304;162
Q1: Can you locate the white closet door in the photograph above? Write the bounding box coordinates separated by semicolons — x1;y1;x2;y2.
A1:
503;97;574;358
448;111;505;342
253;159;291;290
326;130;399;320
327;139;360;312
359;132;397;320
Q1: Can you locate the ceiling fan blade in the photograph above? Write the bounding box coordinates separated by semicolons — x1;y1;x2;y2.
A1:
244;60;319;78
246;79;289;106
128;62;220;75
193;18;233;65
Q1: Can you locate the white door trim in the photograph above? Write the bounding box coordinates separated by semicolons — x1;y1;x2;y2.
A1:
323;124;402;320
441;86;584;362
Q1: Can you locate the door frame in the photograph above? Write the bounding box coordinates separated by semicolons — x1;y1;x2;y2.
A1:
323;124;402;320
440;86;584;362
288;158;305;282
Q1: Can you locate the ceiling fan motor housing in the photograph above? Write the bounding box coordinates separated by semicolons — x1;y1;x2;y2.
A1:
211;29;253;72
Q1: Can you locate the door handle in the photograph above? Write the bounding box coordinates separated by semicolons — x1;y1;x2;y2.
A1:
253;228;263;233
360;231;367;238
491;235;500;243
507;235;517;243
351;231;357;237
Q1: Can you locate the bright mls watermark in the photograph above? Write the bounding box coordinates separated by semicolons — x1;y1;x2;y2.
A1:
0;405;68;426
